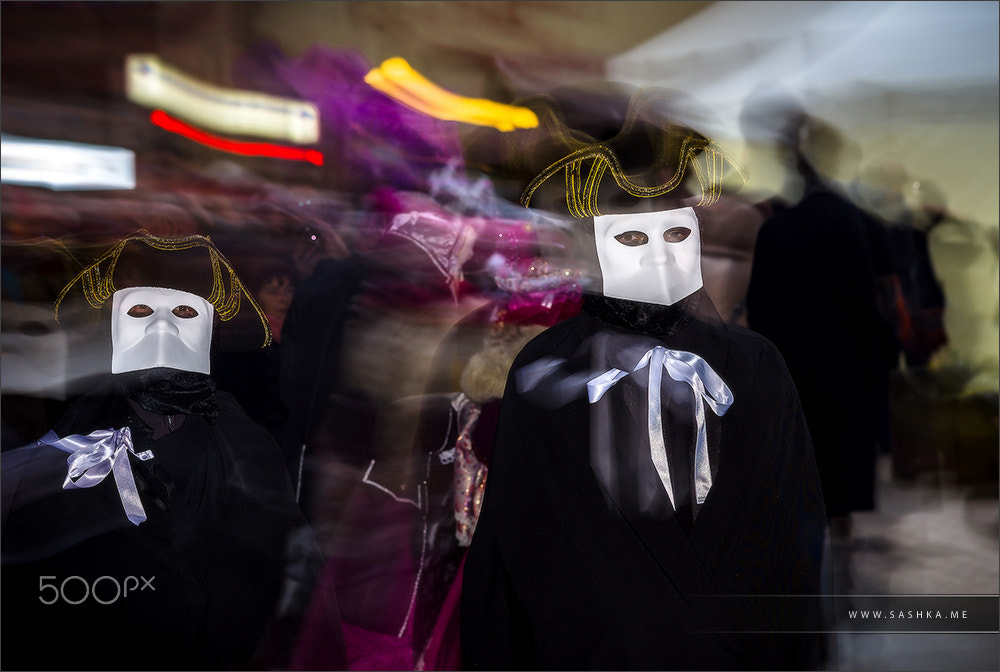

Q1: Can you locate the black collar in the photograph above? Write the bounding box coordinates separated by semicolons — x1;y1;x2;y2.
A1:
582;290;704;339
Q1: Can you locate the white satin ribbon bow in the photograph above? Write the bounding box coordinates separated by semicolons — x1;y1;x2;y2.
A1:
587;346;733;507
40;427;149;525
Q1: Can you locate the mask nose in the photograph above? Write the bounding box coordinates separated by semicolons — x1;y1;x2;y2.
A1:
646;237;676;266
145;316;180;336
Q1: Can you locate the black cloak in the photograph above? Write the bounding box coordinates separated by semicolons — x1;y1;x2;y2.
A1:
1;374;345;671
461;291;831;670
746;185;896;516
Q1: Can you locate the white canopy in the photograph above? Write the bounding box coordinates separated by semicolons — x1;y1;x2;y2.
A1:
607;1;999;138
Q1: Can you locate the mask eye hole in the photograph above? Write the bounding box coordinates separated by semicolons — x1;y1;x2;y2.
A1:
613;230;649;247
126;304;154;318
172;305;200;319
663;226;692;243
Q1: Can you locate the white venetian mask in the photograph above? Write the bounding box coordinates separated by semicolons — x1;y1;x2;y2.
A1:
111;287;214;374
593;206;703;306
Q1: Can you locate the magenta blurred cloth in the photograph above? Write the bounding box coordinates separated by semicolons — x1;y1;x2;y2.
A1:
232;42;466;193
418;553;466;671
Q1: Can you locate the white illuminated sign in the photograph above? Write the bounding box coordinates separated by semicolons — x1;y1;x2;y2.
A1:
1;134;136;191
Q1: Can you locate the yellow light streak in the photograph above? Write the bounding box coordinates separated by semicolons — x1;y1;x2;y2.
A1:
364;57;538;132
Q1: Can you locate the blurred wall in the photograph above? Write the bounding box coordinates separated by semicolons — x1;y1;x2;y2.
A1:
246;1;713;99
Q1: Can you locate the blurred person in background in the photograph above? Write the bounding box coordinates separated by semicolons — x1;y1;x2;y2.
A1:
852;164;948;368
918;179;1000;395
213;252;299;445
276;213;369;505
278;192;492;670
405;207;586;670
1;235;91;451
742;92;898;594
257;262;297;340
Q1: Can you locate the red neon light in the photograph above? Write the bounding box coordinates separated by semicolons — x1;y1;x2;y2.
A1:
149;109;323;166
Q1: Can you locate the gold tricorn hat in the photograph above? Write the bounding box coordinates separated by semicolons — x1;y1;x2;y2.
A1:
54;229;272;347
464;83;746;218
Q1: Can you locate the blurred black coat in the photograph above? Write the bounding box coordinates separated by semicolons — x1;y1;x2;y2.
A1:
278;255;369;501
747;185;896;516
461;291;830;671
1;377;344;671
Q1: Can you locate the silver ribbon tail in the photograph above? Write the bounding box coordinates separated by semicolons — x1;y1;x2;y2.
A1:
46;427;148;525
587;346;733;507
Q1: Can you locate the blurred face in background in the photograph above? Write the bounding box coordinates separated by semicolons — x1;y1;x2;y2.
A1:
257;276;295;318
256;276;295;341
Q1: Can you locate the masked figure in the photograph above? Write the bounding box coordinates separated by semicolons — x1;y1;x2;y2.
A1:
460;85;831;670
1;231;345;671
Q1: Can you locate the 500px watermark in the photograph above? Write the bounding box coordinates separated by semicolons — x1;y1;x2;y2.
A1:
38;575;155;605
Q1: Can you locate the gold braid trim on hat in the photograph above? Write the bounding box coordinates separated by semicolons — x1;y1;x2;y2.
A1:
54;230;272;347
521;137;746;218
